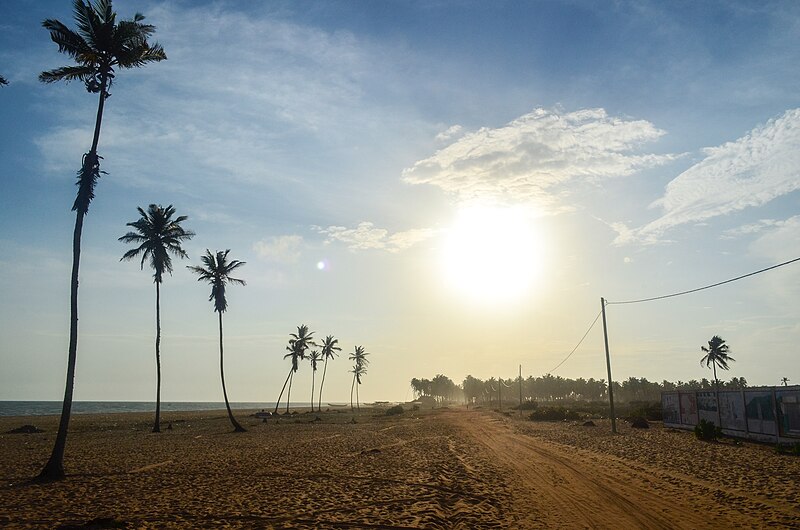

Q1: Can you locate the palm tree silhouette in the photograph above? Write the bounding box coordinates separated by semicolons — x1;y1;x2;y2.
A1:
119;204;194;433
275;325;315;414
317;335;341;412
349;346;369;412
0;76;8;86
37;0;166;482
781;377;790;387
188;250;246;432
309;350;322;412
700;335;735;392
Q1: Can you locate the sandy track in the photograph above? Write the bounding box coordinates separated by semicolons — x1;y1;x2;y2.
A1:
452;410;796;529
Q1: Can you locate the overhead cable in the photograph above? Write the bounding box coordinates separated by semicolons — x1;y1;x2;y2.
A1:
547;310;602;374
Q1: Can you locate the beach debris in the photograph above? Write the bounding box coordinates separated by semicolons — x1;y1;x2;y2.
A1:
6;425;43;434
360;448;382;455
630;417;649;429
56;517;128;529
582;421;596;427
166;422;173;430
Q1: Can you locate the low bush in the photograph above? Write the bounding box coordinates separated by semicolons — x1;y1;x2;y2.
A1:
385;405;404;416
529;407;580;421
776;442;800;456
694;419;722;441
515;401;538;411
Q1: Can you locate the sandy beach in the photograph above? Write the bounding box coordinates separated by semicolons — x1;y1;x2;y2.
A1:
1;407;798;529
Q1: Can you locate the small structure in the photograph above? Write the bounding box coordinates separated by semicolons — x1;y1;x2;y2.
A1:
661;385;800;444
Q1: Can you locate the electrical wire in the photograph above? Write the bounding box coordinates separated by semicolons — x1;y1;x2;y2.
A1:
547;310;603;374
606;256;800;306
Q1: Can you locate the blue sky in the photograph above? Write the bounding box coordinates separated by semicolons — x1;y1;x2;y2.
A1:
1;0;799;402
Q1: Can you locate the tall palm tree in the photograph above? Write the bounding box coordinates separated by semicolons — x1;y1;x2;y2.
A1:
274;325;314;414
37;0;166;482
349;346;369;412
308;350;322;412
0;75;8;86
119;204;194;433
317;335;341;412
700;335;735;392
781;377;790;387
188;250;246;432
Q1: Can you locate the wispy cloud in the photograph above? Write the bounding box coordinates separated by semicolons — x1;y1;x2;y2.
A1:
403;108;677;208
435;125;463;142
314;222;435;253
616;108;800;245
253;235;304;263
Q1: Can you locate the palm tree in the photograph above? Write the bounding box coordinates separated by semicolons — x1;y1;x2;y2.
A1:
781;377;790;387
119;204;194;433
188;250;246;432
274;325;315;414
0;76;8;86
700;335;735;392
317;335;341;412
309;350;322;412
349;346;369;412
37;0;166;482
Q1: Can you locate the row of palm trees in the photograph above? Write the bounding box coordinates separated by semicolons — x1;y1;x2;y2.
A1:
33;0;373;482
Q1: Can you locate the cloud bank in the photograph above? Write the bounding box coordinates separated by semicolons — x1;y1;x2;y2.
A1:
617;108;800;244
403;108;676;207
315;222;435;253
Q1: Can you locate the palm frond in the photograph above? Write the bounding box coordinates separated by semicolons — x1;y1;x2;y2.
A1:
72;151;103;213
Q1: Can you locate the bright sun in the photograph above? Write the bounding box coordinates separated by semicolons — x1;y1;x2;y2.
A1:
440;204;544;303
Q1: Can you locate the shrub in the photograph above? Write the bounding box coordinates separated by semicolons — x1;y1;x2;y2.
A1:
516;401;538;411
694;419;722;441
385;405;404;416
529;407;580;421
776;442;800;456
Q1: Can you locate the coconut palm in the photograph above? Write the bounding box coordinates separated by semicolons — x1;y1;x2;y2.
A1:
274;325;315;414
37;0;166;482
0;76;8;86
317;335;341;412
349;346;369;412
309;350;322;412
700;335;735;392
781;377;790;387
188;250;246;432
119;204;194;433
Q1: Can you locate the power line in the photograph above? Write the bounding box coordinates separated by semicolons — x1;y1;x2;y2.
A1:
606;256;800;306
547;310;602;374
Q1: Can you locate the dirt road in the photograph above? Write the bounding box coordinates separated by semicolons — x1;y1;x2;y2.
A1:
452;409;796;528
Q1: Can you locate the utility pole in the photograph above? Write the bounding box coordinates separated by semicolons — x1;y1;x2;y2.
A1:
601;297;617;434
518;365;523;417
498;377;502;411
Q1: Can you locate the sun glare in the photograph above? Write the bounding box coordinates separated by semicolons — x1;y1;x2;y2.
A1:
440;204;544;303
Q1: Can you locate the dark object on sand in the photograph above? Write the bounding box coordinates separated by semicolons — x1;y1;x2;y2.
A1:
166;422;173;430
7;425;44;434
630;417;649;429
582;420;596;427
361;448;381;455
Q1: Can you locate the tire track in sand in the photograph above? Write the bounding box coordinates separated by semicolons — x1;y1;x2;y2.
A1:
449;410;766;529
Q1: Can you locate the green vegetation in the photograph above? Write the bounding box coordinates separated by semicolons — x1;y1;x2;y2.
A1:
694;419;722;441
386;405;405;416
700;336;735;391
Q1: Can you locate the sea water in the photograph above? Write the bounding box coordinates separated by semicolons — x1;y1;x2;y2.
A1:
0;401;314;417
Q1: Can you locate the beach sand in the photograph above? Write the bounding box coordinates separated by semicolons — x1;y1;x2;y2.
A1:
1;407;798;528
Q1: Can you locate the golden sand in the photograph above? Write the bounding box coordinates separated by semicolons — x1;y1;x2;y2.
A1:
1;407;798;528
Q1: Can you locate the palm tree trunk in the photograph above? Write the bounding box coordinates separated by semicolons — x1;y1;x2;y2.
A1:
219;311;245;432
286;372;293;414
311;369;316;412
153;282;161;433
350;374;356;411
357;381;360;412
275;369;292;414
38;80;109;482
318;357;328;412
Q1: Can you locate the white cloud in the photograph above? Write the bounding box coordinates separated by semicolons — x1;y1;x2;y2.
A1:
253;235;304;263
721;219;782;239
617;109;800;245
315;222;435;253
403;107;676;207
435;124;463;141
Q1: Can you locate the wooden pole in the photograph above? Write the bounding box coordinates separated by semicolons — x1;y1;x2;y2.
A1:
601;297;617;434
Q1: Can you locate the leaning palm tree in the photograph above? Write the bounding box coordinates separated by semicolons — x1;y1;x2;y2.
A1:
317;335;341;412
308;350;322;412
188;250;246;432
274;325;314;414
0;75;8;86
700;335;735;392
119;204;194;433
349;346;369;412
37;0;166;482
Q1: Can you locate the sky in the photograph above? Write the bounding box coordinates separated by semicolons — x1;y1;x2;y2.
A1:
1;0;799;403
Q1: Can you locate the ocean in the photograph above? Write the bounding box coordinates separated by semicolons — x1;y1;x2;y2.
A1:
0;401;315;417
